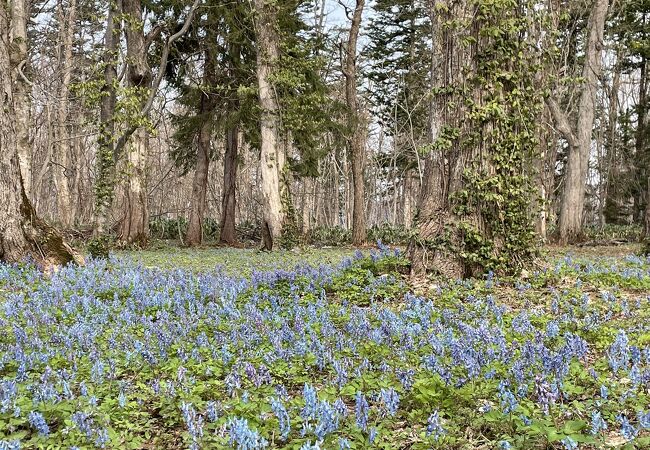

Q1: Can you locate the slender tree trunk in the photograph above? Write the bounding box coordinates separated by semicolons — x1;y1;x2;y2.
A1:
54;0;76;227
119;0;151;246
219;126;239;245
186;35;218;247
343;0;366;245
403;170;413;228
0;0;78;266
254;0;285;250
547;0;609;244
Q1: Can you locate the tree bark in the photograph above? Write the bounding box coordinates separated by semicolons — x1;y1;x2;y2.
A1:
219;126;239;245
94;1;119;236
186;33;218;247
54;0;76;227
254;0;285;250
118;0;151;246
342;0;367;245
10;0;31;197
0;0;78;266
547;0;609;244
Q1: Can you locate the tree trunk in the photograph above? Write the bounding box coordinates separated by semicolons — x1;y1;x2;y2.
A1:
548;0;609;244
118;128;149;246
54;0;76;227
254;0;285;250
343;0;367;245
94;2;119;236
219;126;239;245
118;0;151;246
0;0;78;266
410;0;540;278
10;0;31;197
403;170;413;228
186;36;218;247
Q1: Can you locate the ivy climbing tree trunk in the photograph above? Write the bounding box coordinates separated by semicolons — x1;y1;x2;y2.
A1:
94;1;119;238
410;0;541;278
118;0;152;246
0;0;78;266
342;0;367;246
219;126;239;245
254;0;285;250
547;0;609;245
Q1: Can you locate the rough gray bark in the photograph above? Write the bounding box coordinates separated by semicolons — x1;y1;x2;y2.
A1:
54;0;76;227
186;37;217;247
547;0;609;244
342;0;367;245
0;0;78;266
118;0;151;246
254;0;285;250
219;126;239;245
11;0;31;197
94;1;119;236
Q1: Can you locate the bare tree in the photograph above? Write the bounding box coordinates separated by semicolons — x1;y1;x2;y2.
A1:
341;0;367;245
547;0;610;244
0;0;78;265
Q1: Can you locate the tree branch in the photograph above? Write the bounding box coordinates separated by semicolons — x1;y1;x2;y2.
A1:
545;97;577;148
112;0;201;161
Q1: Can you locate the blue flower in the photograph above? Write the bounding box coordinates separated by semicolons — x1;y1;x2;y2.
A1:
590;410;607;435
28;411;49;436
270;397;290;441
561;436;578;450
617;414;638;441
379;388;399;417
426;410;446;440
227;417;268;449
355;392;368;432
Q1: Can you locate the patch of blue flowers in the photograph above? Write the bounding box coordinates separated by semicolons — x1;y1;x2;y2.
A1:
0;247;649;448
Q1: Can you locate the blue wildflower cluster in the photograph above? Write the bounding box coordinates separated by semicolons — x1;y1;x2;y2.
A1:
0;250;649;448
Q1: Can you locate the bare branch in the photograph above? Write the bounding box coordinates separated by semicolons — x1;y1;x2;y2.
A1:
545;97;577;148
112;0;201;160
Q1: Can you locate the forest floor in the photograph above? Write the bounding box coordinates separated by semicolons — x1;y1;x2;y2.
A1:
1;243;649;449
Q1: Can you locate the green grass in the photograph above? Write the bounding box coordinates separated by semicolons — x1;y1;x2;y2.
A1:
118;246;362;275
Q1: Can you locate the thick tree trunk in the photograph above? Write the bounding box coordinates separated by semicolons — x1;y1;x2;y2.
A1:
11;0;31;197
548;0;609;244
0;0;78;266
219;126;239;245
254;0;285;250
410;0;540;278
54;0;76;227
342;0;367;245
119;0;151;246
94;2;119;237
118;128;149;246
